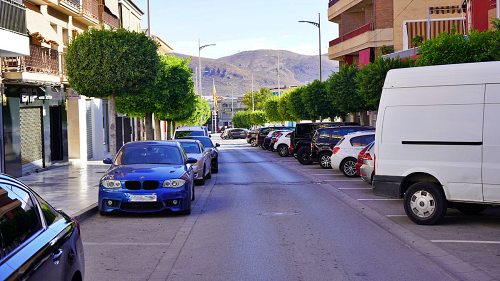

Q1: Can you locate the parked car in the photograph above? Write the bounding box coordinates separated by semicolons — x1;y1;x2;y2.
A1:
256;126;294;147
330;131;375;175
373;61;500;225
262;130;291;150
360;142;375;184
223;128;248;139
174;126;209;138
310;126;374;168
177;139;212;184
291;122;359;165
178;136;220;173
355;141;373;176
246;130;259;146
274;131;293;157
0;174;85;281
99;141;196;215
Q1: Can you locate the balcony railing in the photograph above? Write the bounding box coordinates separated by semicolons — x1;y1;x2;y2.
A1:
3;44;60;75
329;22;374;47
0;0;27;35
60;0;81;11
328;0;340;8
82;0;98;20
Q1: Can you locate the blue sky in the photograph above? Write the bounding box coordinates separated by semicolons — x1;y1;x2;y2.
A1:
134;0;339;59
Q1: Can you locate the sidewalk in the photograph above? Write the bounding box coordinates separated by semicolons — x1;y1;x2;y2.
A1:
18;161;108;217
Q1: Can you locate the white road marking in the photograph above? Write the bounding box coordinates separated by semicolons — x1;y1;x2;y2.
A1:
311;174;341;176
431;240;500;244
84;242;171;246
337;187;372;189
386;215;408;217
357;198;403;201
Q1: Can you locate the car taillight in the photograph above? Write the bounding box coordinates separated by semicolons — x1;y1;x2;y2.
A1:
363;153;373;161
333;147;340;154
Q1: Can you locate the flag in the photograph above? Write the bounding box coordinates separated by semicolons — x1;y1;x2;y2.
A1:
212;78;218;110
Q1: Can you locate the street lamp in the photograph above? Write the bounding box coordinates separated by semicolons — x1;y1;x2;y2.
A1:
299;13;322;81
198;39;216;98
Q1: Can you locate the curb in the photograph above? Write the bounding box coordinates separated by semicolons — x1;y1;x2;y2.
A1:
72;203;98;223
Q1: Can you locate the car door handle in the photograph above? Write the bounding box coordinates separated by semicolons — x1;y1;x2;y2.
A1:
52;249;63;264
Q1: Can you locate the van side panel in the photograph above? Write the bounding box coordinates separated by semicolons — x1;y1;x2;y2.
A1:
482;84;500;203
377;84;485;202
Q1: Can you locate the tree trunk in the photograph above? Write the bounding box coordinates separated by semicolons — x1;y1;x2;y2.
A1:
154;114;161;140
145;113;154;140
360;111;369;126
109;95;117;157
166;120;172;140
134;118;140;141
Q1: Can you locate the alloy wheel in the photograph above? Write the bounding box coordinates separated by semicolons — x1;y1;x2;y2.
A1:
343;160;356;176
320;155;331;168
409;190;436;219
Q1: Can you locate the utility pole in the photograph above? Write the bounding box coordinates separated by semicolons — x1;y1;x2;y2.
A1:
251;73;255;111
231;89;234;120
299;13;322;81
277;51;280;96
198;40;216;98
147;0;151;36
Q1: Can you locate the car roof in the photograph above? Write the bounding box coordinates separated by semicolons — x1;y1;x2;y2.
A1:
344;130;376;138
124;141;179;147
175;126;205;131
176;139;201;143
318;125;374;131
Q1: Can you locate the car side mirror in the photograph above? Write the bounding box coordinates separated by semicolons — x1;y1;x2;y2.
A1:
209;135;212;138
186;157;197;164
215;143;220;147
103;158;113;165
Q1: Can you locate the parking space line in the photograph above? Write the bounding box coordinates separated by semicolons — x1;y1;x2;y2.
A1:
431;240;500;244
386;215;407;217
311;174;340;176
84;242;171;246
357;198;403;201
337;187;371;189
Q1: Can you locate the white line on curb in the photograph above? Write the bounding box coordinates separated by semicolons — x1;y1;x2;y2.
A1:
431;240;500;244
357;198;404;201
337;187;371;189
84;242;171;246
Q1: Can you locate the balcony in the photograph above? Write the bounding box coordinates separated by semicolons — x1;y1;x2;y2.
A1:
59;0;81;13
0;0;30;56
328;0;364;21
329;22;374;47
81;0;98;24
2;44;61;84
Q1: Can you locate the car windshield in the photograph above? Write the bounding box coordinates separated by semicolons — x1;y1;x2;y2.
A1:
116;145;183;165
195;138;214;148
180;142;201;154
175;131;204;138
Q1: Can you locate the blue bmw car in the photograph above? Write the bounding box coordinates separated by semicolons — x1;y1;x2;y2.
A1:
99;141;196;215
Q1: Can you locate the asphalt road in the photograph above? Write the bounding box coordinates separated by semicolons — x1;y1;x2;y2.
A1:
81;138;498;281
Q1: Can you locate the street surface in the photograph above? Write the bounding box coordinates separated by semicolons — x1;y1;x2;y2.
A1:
81;138;500;281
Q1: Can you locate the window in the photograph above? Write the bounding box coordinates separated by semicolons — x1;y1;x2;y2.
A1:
34;194;61;226
0;184;42;259
350;135;375;147
318;130;330;140
116;145;183;165
175;131;204;138
180;142;201;154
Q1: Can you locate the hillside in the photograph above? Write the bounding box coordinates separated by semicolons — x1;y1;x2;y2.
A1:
174;50;339;97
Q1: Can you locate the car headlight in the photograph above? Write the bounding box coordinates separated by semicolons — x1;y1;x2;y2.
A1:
163;179;186;188
101;180;122;188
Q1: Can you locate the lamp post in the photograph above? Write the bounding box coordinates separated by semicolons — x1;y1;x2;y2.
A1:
198;39;216;98
299;13;322;81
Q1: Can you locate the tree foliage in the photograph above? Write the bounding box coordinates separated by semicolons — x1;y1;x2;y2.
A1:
300;80;331;121
356;58;414;110
242;88;272;111
264;96;281;122
66;28;159;98
326;65;362;116
232;110;267;128
417;30;500;66
287;87;310;121
177;96;211;126
277;92;294;122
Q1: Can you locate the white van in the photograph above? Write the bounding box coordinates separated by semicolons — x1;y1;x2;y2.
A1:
373;61;500;225
174;126;209;139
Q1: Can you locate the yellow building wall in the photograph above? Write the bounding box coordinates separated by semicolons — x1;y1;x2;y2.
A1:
393;0;464;51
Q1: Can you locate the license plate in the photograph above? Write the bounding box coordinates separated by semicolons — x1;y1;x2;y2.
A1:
129;194;157;202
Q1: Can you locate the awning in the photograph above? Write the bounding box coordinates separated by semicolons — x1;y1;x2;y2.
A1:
26;9;59;45
105;0;119;17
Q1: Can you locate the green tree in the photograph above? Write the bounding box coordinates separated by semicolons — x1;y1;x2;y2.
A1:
250;110;267;126
242;88;272;111
301;80;331;121
66;28;159;154
177;96;210;126
356;58;414;110
287;87;310;121
264;96;281;122
327;65;363;117
232;111;250;128
278;91;294;122
417;30;500;66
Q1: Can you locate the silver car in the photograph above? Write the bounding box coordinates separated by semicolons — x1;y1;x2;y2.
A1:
178;139;212;184
360;141;375;184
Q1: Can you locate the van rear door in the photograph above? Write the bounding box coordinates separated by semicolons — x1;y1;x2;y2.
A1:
482;84;500;203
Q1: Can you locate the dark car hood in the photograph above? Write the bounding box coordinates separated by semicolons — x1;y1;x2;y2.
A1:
104;164;186;181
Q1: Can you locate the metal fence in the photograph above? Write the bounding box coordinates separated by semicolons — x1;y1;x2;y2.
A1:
3;44;60;75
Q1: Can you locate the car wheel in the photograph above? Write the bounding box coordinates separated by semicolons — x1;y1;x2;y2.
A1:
250;139;257;146
319;152;332;169
278;144;289;157
191;182;195;201
340;158;357;177
454;203;487;215
211;159;218;173
297;147;313;165
196;167;206;185
404;182;447;225
206;167;212;179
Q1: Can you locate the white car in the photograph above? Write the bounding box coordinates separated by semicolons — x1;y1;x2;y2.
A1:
174;126;209;138
331;131;375;177
273;131;293;157
360;141;375;184
177;139;211;184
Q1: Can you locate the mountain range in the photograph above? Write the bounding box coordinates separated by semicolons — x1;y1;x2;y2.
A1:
174;50;339;97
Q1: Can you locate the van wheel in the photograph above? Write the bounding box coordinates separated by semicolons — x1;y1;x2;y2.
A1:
297;147;312;165
278;144;289;157
404;182;447;225
250;139;257;146
340;158;357;177
455;203;487;215
319;152;332;169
